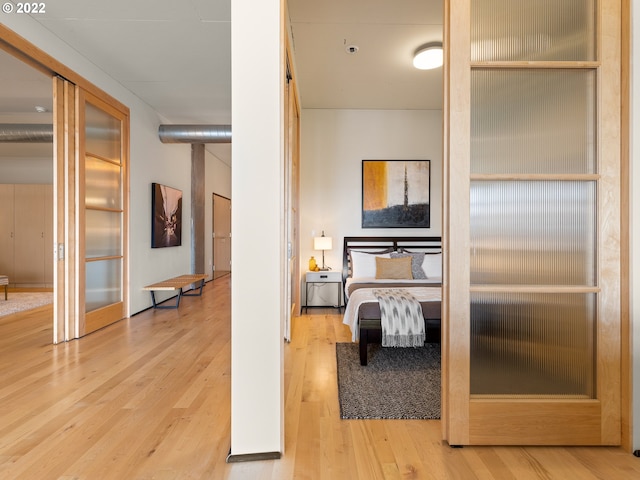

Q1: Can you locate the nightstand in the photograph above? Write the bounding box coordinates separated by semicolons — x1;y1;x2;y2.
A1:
304;270;343;312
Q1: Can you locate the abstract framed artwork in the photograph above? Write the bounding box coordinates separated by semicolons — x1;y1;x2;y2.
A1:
151;183;183;248
362;160;430;228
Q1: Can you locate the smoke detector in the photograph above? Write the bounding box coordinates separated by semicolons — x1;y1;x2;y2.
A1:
345;45;359;54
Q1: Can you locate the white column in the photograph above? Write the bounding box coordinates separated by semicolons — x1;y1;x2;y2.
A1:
230;0;284;456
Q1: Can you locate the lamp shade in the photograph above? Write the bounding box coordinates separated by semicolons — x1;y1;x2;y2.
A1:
313;235;332;251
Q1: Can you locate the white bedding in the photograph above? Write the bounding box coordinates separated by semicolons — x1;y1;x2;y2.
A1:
344;276;442;300
342;286;441;342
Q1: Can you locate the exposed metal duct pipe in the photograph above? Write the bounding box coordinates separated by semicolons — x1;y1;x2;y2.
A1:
0;124;53;142
158;124;232;144
0;124;233;144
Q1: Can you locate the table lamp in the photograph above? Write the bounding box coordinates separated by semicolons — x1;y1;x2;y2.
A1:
313;231;332;271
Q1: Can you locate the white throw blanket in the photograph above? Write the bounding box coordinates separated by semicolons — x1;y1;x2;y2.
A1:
343;286;441;342
373;289;424;347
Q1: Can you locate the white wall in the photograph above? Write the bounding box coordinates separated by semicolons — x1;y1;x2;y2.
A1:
204;150;232;280
3;14;194;316
0;158;52;183
299;108;443;305
128;138;192;314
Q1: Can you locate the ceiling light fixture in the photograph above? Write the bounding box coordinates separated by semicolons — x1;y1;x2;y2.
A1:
413;43;443;70
34;105;48;113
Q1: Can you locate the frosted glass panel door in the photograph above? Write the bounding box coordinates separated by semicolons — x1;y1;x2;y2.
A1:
79;93;128;335
444;0;621;446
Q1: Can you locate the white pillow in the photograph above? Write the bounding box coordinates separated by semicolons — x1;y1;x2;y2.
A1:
350;251;391;278
422;253;442;278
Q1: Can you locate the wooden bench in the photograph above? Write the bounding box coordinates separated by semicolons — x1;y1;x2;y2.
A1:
142;274;207;309
0;275;7;301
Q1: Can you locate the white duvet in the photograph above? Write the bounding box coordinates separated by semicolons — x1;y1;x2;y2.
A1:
344;276;442;300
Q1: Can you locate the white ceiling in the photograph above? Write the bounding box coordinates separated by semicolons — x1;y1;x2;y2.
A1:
0;0;443;165
288;0;443;110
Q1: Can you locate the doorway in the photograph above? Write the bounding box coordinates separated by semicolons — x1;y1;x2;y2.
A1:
212;193;231;279
0;47;54;321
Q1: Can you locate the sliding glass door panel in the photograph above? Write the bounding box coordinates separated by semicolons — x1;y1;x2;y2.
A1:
471;0;596;62
85;259;122;311
85;155;122;209
84;103;122;162
470;292;596;397
471;69;596;175
470;181;596;285
85;210;122;258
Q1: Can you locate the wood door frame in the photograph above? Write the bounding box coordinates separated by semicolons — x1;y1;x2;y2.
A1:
286;44;301;321
620;0;632;452
442;0;471;444
212;193;231;279
283;32;301;340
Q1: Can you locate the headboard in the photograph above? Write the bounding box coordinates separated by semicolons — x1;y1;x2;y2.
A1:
342;236;442;284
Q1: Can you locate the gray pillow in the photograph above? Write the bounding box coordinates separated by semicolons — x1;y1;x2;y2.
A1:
390;251;427;279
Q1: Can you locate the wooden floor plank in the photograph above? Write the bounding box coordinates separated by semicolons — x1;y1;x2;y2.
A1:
1;278;640;479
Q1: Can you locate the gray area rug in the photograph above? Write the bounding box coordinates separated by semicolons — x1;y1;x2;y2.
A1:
336;342;441;420
0;292;53;317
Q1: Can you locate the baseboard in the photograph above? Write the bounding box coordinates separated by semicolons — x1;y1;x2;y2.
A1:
226;448;281;463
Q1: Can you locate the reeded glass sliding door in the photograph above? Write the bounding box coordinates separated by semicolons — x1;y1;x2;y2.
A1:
78;92;129;335
444;0;621;445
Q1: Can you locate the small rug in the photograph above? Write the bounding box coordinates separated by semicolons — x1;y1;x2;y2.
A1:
336;342;441;420
0;292;53;317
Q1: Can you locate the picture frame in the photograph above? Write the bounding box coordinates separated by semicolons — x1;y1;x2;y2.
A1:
362;160;430;228
151;183;182;248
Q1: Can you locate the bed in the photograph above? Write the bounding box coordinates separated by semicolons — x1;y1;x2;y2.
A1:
341;236;442;365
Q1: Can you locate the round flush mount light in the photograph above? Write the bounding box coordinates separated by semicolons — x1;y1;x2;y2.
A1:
34;105;48;113
413;43;443;70
345;44;359;54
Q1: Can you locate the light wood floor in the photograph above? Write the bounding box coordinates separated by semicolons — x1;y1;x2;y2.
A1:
1;276;639;479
